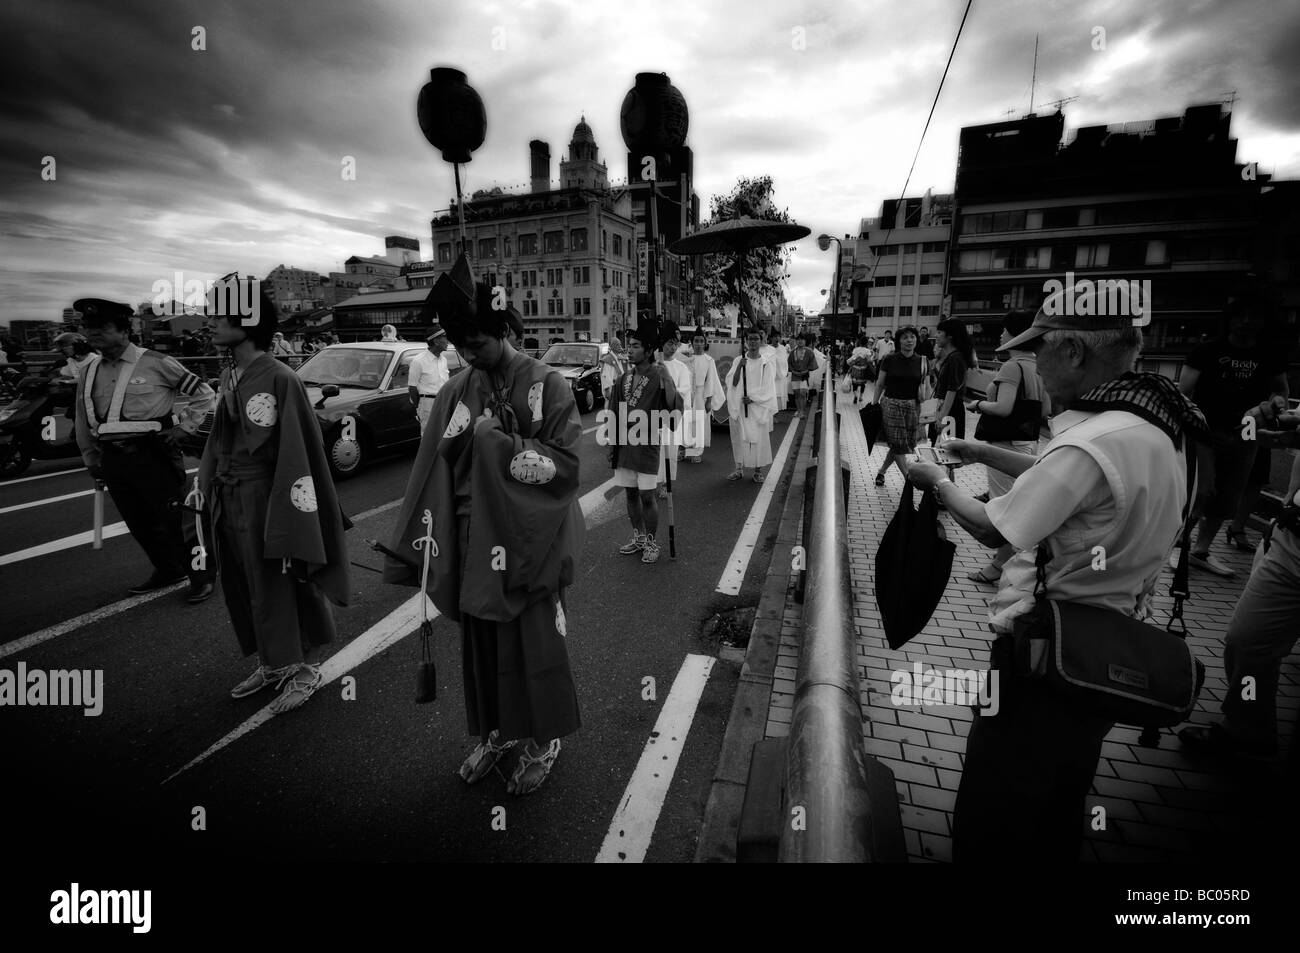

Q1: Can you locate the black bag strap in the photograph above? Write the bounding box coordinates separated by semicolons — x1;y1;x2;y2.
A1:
1165;437;1198;637
1031;436;1198;636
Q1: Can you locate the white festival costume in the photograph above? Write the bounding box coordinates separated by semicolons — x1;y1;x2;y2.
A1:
725;352;777;468
763;343;790;411
683;352;724;459
658;355;694;481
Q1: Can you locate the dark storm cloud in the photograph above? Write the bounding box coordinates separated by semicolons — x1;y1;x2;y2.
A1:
1;0;1298;322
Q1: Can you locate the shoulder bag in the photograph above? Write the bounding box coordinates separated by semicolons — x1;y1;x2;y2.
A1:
994;445;1205;743
974;358;1042;442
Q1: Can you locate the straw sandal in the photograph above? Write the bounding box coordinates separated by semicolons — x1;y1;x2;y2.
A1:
507;738;561;796
458;729;516;785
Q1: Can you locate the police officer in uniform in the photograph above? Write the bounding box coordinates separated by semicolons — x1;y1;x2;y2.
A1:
73;298;217;603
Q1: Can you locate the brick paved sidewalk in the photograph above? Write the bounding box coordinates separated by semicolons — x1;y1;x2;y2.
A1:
766;399;1300;862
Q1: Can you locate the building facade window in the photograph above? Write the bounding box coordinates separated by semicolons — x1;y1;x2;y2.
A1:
898;306;913;317
1075;243;1111;268
479;238;497;259
613;234;622;256
901;275;916;286
903;243;918;255
921;241;947;253
519;234;538;255
544;231;564;254
503;236;512;258
869;306;894;318
920;273;943;285
602;229;608;252
875;275;897;286
918;304;940;316
571;228;588;251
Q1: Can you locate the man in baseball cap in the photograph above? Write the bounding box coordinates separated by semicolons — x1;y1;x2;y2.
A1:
998;286;1137;352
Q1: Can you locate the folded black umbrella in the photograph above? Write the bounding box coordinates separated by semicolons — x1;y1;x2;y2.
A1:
860;403;883;453
875;480;956;649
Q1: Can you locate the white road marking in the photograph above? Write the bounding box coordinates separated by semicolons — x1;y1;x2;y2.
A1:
0;522;131;566
596;653;716;863
0;583;188;660
582;424;600;436
0;488;95;515
714;419;799;595
0;465;196;492
578;475;617;513
350;498;402;522
0;466;87;486
161;592;434;785
162;477;611;783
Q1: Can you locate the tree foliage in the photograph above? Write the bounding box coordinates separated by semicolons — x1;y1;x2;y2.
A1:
698;176;794;323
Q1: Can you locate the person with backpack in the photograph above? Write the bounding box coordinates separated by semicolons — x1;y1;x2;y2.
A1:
787;333;818;419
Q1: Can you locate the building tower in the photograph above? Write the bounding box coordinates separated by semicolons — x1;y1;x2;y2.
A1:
559;116;608;190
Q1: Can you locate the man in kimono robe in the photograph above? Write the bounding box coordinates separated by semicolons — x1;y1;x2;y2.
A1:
198;286;350;714
385;270;582;796
599;334;627;405
683;328;725;463
608;323;680;564
725;327;779;483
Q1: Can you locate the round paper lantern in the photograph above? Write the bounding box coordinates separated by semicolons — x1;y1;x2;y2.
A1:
417;67;486;163
619;72;688;165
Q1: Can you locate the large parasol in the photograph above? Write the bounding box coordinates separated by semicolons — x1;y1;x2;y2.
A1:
669;216;810;414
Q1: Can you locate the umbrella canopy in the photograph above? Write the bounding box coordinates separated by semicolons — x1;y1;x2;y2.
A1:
668;217;810;256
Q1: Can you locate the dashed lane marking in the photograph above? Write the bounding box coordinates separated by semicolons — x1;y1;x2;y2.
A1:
596;653;716;863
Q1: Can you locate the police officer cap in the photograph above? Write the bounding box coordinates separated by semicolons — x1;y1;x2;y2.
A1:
74;298;134;326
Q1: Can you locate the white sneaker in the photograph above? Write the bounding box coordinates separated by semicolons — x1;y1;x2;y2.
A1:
641;534;661;563
619;532;646;555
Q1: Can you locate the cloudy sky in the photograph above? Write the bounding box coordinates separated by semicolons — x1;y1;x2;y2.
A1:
2;0;1298;326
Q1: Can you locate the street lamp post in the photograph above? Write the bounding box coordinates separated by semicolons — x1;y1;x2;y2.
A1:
818;234;844;342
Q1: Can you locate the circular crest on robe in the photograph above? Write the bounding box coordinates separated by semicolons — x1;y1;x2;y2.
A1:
509;449;556;485
290;476;318;513
245;392;278;428
443;401;471;439
555;598;567;638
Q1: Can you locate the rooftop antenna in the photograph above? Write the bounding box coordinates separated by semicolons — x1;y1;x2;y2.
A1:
1043;95;1078;113
1030;34;1038;112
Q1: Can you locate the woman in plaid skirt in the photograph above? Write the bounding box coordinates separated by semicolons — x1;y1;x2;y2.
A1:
867;326;927;486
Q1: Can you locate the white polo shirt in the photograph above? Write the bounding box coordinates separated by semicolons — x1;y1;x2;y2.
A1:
409;348;448;397
985;409;1188;632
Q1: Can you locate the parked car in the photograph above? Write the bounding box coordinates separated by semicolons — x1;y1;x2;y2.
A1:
180;342;467;478
538;341;609;413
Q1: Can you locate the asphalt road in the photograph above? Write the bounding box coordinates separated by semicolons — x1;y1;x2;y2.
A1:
0;403;802;862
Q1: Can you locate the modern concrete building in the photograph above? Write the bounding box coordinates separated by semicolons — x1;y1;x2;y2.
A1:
948;104;1272;375
853;192;953;338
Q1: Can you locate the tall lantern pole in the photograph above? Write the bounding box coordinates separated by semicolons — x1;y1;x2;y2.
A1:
620;72;689;344
417;67;487;263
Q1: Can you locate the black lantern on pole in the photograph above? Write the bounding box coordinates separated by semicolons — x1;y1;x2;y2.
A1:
620;73;688;346
417;67;486;258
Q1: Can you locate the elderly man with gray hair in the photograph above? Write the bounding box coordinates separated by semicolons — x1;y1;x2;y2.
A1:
904;293;1209;862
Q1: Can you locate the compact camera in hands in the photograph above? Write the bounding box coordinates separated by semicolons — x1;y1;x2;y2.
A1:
914;446;965;467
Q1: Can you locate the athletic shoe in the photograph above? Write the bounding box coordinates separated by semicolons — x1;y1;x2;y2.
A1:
1189;551;1235;577
618;532;646;555
726;467;744;481
269;663;323;715
641;534;661;564
230;663;297;699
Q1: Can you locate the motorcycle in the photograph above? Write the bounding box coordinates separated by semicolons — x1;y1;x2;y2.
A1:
0;372;83;477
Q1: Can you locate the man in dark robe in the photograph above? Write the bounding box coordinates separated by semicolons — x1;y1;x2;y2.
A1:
384;267;582;796
197;284;350;714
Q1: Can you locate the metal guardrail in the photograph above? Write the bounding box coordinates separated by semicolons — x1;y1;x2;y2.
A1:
779;362;875;862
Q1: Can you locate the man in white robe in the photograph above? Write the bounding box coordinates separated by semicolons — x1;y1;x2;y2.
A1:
683;328;724;463
657;335;694;494
763;329;790;412
725;328;778;483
